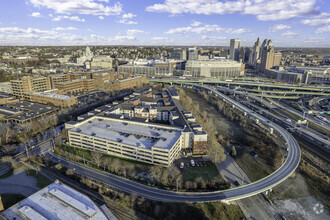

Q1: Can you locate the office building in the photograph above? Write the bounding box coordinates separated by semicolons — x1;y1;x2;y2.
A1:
31;90;78;108
56;79;95;94
11;76;52;99
0;93;18;104
89;55;113;69
118;60;184;76
171;48;187;60
286;66;330;84
229;39;240;61
102;76;147;91
259;39;282;72
249;37;261;64
184;59;244;78
265;68;311;84
239;47;245;63
188;48;198;60
48;74;69;89
0;101;57;125
1;180;113;220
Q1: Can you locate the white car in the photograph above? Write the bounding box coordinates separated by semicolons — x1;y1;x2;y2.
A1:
180;162;184;169
191;159;195;167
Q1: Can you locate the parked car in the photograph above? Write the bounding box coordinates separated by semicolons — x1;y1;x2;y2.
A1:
180;162;184;169
234;181;240;186
191;159;195;167
250;151;258;157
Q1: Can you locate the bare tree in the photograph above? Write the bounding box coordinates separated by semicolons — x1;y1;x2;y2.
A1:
91;152;103;167
207;136;226;164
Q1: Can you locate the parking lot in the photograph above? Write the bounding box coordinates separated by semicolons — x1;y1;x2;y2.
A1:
175;156;208;169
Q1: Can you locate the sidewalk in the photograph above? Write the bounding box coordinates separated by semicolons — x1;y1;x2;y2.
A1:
214;150;276;220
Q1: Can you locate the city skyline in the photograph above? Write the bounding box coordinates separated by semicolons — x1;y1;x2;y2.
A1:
0;0;329;47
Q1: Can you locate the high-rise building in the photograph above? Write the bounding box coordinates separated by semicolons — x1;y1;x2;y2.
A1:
249;37;261;64
229;39;240;61
259;39;282;72
273;52;282;66
188;48;198;60
239;47;246;63
171;48;187;60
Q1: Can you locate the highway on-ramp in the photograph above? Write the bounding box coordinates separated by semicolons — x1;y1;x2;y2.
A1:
45;83;301;203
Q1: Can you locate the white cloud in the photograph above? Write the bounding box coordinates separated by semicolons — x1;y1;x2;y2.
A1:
118;19;137;25
118;13;137;24
269;24;291;32
98;16;104;20
315;25;330;34
53;27;77;31
202;35;227;40
151;37;169;41
122;13;136;19
165;24;250;35
281;31;300;37
31;12;42;17
126;29;148;35
146;0;319;21
28;0;122;16
52;15;85;22
191;21;202;27
301;18;330;26
113;35;136;41
91;34;107;41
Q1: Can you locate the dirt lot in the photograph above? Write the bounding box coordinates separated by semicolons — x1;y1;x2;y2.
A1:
274;196;329;220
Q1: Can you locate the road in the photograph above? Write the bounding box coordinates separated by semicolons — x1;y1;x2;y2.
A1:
43;83;301;203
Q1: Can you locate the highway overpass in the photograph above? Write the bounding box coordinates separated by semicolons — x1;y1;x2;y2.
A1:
149;79;330;93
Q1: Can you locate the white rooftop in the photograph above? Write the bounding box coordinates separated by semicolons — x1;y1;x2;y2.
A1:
71;117;181;150
1;181;108;220
33;90;74;100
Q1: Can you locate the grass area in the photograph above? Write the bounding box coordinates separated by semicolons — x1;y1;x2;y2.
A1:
59;144;92;161
235;153;273;182
195;202;245;220
309;121;330;136
58;144;152;167
0;194;26;209
182;162;223;183
0;169;13;179
27;169;52;189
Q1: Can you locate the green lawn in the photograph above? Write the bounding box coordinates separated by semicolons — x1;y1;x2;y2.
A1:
235;153;273;182
182;161;223;183
27;169;52;189
0;194;26;209
58;144;152;167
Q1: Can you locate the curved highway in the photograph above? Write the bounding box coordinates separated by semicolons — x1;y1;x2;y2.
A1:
46;83;301;203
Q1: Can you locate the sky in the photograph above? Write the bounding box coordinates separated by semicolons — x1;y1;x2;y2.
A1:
0;0;329;47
